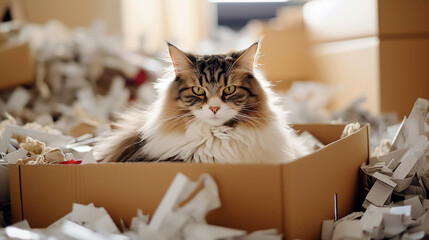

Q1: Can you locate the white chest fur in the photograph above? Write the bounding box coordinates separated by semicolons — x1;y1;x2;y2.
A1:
141;119;298;163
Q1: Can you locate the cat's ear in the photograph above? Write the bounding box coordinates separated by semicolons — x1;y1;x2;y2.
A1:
167;42;193;74
234;41;259;73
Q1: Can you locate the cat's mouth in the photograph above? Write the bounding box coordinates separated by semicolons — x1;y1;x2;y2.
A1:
199;115;230;126
192;107;238;127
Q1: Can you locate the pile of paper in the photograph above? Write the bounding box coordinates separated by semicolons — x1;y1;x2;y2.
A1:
282;81;339;123
0;119;99;165
322;98;429;240
0;20;161;138
0;117;99;224
0;173;282;240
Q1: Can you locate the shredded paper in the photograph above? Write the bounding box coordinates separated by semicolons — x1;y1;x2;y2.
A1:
323;98;429;240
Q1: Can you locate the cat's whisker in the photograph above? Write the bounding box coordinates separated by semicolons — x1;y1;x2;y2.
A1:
242;101;262;109
240;108;260;113
160;116;194;124
162;108;193;112
232;114;261;124
157;113;194;123
232;116;259;128
235;113;270;120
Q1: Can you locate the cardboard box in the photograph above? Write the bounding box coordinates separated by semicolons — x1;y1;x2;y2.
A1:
13;0;123;35
310;37;380;114
305;0;429;118
311;37;429;118
9;124;369;239
379;38;429;118
249;6;312;93
258;25;313;93
304;0;429;43
0;43;34;90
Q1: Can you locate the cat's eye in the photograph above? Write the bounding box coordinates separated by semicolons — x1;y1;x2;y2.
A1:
223;86;236;95
192;86;205;96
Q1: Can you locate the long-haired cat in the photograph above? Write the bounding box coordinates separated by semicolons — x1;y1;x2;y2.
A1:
93;42;310;163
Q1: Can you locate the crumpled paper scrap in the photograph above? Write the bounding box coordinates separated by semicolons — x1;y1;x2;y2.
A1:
15;137;65;165
19;136;48;156
0;121;98;164
1;173;282;240
373;138;392;157
341;122;361;138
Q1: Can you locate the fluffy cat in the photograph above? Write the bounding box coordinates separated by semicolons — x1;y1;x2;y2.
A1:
93;42;310;163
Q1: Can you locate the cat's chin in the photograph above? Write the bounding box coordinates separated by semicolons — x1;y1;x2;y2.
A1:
192;108;236;127
198;117;229;127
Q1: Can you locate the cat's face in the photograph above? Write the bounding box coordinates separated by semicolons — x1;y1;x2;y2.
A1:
164;42;269;129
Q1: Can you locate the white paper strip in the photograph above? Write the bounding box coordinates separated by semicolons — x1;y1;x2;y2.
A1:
183;223;246;240
149;173;191;231
392;136;429;179
321;220;334;240
332;220;363;240
4;148;28;164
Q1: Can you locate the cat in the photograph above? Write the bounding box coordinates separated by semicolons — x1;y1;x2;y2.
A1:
93;42;310;163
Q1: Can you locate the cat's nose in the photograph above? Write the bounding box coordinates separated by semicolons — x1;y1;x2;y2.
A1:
209;106;220;114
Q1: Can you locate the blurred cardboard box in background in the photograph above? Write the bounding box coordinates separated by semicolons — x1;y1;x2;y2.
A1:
255;7;314;93
0;43;34;90
305;0;429;118
10;0;216;52
258;24;312;92
1;1;34;90
304;0;429;43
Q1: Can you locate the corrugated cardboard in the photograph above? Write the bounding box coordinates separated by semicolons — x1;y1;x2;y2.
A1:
311;37;429;118
304;0;429;43
9;124;369;239
0;43;34;90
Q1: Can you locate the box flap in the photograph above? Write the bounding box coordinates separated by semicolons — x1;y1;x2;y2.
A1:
282;124;369;239
293;123;346;145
